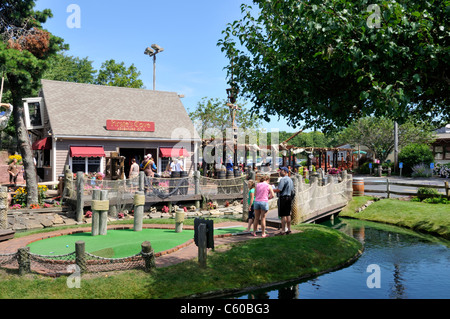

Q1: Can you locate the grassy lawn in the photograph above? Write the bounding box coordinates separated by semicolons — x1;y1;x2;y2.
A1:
0;224;362;299
340;196;450;240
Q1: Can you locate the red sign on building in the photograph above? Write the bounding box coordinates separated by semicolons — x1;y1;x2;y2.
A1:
106;120;155;132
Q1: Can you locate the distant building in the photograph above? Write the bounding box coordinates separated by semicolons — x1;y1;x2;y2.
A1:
26;80;201;182
432;124;450;164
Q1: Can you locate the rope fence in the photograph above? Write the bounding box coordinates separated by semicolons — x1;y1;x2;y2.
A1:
0;241;156;276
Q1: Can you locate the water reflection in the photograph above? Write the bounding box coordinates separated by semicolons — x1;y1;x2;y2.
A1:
233;218;450;299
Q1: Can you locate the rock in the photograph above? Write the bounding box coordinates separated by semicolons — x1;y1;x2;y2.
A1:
149;212;162;219
53;214;65;225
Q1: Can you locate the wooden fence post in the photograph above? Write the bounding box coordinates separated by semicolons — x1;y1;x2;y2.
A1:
386;178;390;199
141;241;155;272
75;171;85;222
75;241;87;273
198;223;207;268
17;247;30;275
0;186;8;229
242;178;249;222
134;191;145;232
91;189;100;236
194;171;200;209
98;190;109;236
445;182;449;200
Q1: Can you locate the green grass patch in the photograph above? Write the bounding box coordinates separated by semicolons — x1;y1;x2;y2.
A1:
341;197;450;240
27;227;245;258
0;224;362;299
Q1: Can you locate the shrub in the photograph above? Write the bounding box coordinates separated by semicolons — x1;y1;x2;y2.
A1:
398;143;434;176
411;163;433;177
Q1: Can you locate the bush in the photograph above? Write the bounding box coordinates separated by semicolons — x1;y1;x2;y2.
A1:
411;163;433;177
358;162;372;174
398;143;434;176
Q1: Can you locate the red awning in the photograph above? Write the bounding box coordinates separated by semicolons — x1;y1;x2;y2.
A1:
159;148;189;158
70;146;105;158
32;137;52;150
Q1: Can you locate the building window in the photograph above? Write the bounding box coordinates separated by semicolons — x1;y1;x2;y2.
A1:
434;146;444;160
71;157;102;174
23;97;44;129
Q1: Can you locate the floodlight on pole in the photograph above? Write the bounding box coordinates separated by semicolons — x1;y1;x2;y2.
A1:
144;44;164;90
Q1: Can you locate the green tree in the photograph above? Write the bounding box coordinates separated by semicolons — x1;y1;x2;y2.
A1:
398;143;434;175
42;53;96;83
336;116;434;163
189;97;261;140
0;0;65;205
95;59;144;88
218;0;449;132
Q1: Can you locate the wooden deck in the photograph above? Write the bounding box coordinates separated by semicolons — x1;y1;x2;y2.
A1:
0;230;15;242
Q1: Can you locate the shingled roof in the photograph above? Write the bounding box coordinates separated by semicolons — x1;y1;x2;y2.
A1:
40;79;200;141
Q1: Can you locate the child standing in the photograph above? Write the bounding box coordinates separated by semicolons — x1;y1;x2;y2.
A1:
246;180;255;232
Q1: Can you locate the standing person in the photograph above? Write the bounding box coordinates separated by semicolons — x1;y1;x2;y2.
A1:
129;157;140;179
8;158;19;186
252;175;275;238
246;179;256;232
273;167;294;235
176;156;184;172
142;154;154;177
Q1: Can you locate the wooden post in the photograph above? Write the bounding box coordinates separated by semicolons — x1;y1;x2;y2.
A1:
198;223;207;268
139;171;145;192
98;190;109;236
91;189;100;236
0;186;8;229
18;247;31;275
386;178;390;199
75;171;85;222
242;178;249;222
194;171;200;209
134;191;145;232
141;241;155;272
175;211;185;233
445;182;449;200
75;241;87;273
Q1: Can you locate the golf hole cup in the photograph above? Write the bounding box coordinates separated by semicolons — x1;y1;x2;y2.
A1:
175;211;185;233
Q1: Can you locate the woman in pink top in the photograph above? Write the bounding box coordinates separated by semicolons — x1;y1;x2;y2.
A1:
252;175;275;237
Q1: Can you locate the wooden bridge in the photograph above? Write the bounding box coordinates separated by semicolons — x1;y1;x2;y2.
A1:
62;170;353;225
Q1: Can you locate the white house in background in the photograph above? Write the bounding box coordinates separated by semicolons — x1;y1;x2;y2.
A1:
431;124;450;164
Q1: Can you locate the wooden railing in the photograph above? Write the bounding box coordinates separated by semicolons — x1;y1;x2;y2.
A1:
364;179;450;199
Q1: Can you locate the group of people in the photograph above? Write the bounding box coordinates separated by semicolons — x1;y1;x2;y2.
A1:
246;167;294;237
129;154;158;179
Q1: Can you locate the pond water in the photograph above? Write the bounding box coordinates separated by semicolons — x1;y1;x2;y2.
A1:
232;218;450;299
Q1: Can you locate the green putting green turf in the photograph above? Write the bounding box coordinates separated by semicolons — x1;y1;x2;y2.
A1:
27;227;246;258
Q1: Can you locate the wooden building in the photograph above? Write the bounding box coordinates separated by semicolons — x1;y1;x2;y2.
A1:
26;80;200;182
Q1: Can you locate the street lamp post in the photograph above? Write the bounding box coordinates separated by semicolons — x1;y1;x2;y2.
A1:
144;44;164;90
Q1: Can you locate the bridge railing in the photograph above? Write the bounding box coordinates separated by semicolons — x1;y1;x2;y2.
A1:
291;171;353;224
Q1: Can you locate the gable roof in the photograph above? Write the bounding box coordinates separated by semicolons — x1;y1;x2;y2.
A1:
40;79;200;141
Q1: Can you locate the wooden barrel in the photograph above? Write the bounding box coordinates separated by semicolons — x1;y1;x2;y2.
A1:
352;178;364;196
217;171;226;179
226;171;234;179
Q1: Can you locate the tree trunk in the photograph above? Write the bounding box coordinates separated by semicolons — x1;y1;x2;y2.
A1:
9;76;39;206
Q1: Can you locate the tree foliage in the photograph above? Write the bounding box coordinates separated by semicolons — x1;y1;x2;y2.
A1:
189;97;261;140
95;59;144;88
0;0;65;205
218;0;449;132
42;53;96;84
335;116;435;162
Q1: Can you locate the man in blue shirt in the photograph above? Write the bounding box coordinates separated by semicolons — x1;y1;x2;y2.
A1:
273;167;294;235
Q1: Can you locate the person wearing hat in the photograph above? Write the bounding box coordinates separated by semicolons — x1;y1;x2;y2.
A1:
273;167;294;235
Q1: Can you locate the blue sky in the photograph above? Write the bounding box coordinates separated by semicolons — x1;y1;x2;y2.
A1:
35;0;299;133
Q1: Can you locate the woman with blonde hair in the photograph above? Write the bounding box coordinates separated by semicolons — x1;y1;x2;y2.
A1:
252;174;274;237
